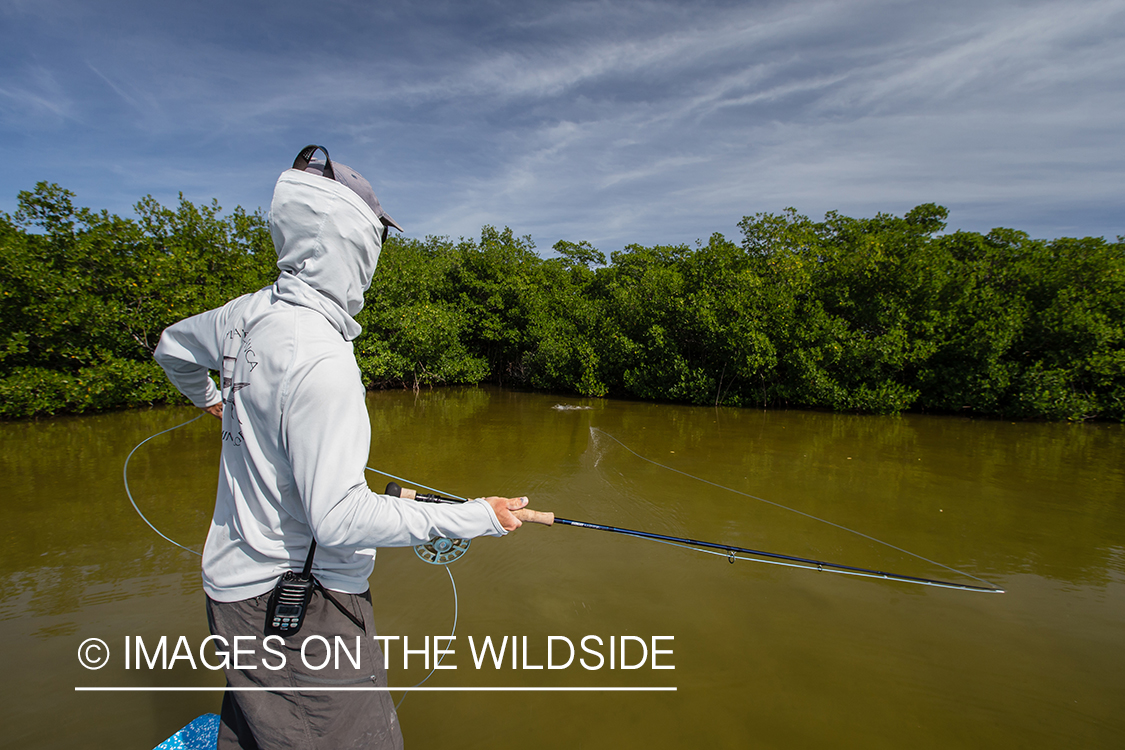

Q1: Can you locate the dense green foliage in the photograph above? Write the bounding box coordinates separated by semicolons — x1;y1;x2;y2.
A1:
2;183;1122;420
0;184;276;417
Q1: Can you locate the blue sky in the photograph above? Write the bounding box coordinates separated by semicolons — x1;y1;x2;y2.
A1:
1;0;1122;252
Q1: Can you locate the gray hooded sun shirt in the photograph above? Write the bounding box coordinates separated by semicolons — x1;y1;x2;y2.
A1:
155;168;504;602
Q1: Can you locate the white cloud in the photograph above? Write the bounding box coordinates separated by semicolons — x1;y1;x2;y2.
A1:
0;0;1122;245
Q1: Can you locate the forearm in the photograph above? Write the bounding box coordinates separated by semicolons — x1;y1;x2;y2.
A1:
154;301;239;407
154;353;221;408
311;486;505;549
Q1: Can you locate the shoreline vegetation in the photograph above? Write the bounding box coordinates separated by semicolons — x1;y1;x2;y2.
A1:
1;182;1121;422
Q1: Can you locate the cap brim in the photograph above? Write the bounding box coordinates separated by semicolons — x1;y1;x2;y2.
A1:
380;214;404;233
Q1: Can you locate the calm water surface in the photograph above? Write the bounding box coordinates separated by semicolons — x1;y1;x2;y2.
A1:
2;387;1123;749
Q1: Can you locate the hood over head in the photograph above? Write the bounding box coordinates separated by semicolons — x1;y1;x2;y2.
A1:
269;168;384;341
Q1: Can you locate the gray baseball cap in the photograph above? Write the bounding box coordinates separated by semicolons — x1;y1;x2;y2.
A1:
292;145;403;233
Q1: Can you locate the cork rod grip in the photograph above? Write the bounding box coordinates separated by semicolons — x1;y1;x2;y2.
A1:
513;508;555;526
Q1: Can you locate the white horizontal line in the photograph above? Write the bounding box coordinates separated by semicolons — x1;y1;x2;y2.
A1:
75;686;676;692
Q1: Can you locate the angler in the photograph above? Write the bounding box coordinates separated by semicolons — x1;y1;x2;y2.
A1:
152;145;532;750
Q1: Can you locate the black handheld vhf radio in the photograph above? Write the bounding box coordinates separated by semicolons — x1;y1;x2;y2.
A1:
264;541;317;636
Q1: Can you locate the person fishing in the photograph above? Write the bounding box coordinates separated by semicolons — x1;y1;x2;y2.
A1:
154;145;529;749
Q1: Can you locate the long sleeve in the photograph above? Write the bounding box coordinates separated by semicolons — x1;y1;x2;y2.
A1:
282;354;504;550
154;295;250;408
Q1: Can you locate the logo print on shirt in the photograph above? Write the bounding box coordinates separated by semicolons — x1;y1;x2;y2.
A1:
221;330;258;446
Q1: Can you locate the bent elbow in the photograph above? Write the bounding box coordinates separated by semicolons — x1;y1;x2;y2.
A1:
307;485;386;549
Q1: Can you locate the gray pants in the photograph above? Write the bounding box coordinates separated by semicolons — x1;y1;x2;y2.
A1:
206;588;403;750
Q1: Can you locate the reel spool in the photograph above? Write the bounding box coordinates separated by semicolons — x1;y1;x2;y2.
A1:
415;536;470;565
385;481;473;565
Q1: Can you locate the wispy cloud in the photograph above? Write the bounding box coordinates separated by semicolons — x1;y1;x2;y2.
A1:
85;63;147;113
0;65;75;123
0;0;1121;246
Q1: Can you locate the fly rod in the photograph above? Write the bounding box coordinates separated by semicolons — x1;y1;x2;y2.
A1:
384;482;1005;594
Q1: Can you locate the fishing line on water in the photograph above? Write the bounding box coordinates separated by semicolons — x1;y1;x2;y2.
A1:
122;415;461;703
590;427;999;590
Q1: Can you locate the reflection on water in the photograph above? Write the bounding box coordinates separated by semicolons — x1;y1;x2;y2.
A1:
2;387;1123;749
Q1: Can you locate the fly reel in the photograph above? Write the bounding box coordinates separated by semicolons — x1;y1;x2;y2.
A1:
385;481;473;565
414;536;470;565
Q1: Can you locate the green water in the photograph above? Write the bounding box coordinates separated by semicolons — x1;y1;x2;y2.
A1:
2;387;1123;749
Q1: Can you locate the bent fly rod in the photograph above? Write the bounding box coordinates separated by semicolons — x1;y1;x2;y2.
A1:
383;482;1005;594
